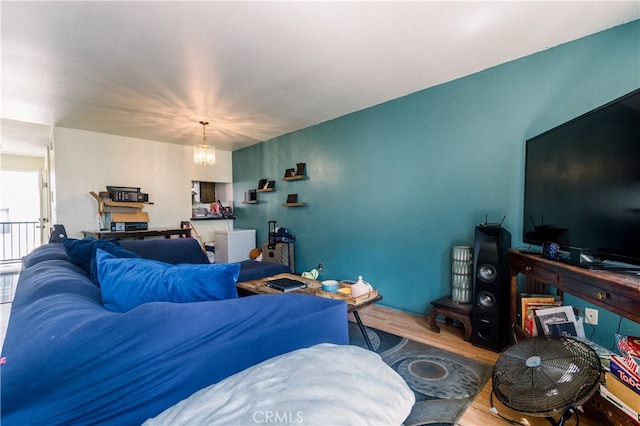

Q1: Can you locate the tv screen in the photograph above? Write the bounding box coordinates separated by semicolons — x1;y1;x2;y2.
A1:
523;88;640;267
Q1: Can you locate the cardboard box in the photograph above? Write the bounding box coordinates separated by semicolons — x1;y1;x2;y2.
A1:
108;211;149;223
91;191;150;231
90;191;144;213
103;201;144;213
107;211;149;232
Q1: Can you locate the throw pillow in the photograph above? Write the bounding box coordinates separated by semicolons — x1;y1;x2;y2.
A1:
63;237;106;274
89;241;140;285
63;237;140;284
96;249;240;313
63;237;125;273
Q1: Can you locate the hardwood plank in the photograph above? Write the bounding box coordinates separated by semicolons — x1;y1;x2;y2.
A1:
353;304;612;426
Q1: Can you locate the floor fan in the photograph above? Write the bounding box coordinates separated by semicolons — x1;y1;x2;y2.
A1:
491;336;602;426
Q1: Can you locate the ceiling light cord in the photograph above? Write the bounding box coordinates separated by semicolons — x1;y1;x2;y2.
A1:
200;120;208;146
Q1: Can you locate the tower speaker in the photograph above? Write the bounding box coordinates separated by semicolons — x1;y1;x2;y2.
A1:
471;225;512;352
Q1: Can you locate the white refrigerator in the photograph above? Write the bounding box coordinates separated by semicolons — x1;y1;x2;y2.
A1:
214;229;256;263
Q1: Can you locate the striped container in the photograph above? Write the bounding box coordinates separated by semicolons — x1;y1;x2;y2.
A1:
451;245;472;304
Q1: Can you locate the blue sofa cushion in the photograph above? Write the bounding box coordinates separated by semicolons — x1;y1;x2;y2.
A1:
97;249;240;312
89;241;140;284
62;238;140;284
63;237;109;273
22;243;68;268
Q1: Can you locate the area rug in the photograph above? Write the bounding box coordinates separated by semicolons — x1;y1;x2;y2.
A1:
348;322;492;426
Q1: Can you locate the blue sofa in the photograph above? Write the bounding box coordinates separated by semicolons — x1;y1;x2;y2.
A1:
1;238;348;425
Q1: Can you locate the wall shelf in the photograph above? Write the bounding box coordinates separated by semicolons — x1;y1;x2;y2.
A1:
282;175;306;181
282;163;307;205
242;200;259;204
190;216;236;220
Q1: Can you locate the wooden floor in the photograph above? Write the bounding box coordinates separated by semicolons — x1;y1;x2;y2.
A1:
353;304;611;426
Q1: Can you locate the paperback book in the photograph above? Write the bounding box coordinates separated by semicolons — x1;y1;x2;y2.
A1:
611;355;640;395
518;293;561;336
534;305;585;338
600;383;640;423
617;334;640;375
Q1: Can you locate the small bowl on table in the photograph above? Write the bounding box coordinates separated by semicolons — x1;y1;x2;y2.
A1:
321;280;339;293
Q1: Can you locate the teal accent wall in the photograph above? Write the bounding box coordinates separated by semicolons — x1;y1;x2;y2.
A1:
233;21;640;348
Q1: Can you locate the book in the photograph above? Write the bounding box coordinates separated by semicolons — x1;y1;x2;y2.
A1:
611;355;640;395
600;383;640;423
266;278;307;293
606;372;640;412
617;334;640;375
548;321;577;337
534;305;584;338
574;337;614;372
524;303;561;336
518;294;560;329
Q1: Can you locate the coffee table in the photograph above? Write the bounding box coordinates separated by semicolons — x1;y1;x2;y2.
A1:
236;273;382;350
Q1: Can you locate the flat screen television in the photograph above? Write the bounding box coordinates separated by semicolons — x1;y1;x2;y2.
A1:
523;88;640;268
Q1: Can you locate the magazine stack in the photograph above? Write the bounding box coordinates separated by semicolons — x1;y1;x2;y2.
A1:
599;334;640;423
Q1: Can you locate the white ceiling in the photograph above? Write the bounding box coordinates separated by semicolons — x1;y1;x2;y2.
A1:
1;1;639;157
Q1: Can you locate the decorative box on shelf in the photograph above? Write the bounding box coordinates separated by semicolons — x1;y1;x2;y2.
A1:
283;193;306;207
257;179;276;191
243;189;258;204
283;163;306;180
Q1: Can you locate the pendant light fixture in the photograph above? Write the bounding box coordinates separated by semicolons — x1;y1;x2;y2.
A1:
193;120;216;165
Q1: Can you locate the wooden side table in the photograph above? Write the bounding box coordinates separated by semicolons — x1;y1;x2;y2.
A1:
237;273;382;350
428;295;473;342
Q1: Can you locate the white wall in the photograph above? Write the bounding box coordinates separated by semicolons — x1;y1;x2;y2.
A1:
0;154;45;171
53;127;234;241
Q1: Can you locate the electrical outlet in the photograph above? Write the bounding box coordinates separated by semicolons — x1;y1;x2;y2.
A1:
585;308;598;325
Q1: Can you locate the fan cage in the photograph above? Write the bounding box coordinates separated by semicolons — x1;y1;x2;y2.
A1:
492;336;602;417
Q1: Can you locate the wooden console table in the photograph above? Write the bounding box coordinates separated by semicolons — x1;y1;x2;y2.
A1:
82;228;191;240
509;250;640;426
509;249;640;335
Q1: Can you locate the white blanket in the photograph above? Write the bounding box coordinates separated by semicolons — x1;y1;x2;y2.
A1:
145;343;414;425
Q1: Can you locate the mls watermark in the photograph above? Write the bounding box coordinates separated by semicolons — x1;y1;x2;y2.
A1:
252;410;304;424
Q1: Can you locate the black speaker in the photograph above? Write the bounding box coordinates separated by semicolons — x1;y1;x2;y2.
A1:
471;225;511;352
